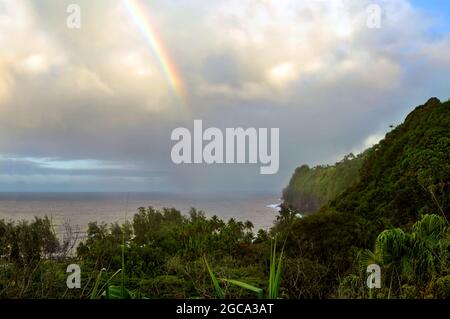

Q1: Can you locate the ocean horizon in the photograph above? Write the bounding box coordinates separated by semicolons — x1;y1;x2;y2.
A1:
0;192;281;235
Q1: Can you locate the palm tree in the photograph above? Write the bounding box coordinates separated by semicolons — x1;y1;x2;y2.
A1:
411;214;450;282
360;228;413;297
359;214;449;298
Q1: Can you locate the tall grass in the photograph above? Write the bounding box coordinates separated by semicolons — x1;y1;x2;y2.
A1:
121;230;125;298
102;229;133;299
89;268;122;299
204;257;225;299
268;236;284;299
205;236;284;299
92;198;132;299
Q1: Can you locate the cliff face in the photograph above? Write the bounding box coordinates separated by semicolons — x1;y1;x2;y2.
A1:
282;152;365;213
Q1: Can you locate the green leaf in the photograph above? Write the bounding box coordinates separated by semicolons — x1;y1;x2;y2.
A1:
268;236;284;299
102;285;132;299
95;269;122;299
204;258;225;299
221;279;264;299
90;268;106;299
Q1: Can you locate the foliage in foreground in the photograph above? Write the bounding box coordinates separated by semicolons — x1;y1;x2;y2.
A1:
205;236;284;299
339;214;450;298
0;210;448;299
0;98;449;299
0;208;269;299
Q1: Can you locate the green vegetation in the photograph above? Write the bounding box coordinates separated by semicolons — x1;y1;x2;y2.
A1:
0;97;448;299
339;214;450;298
0;207;270;299
205;236;284;299
277;97;450;298
329;98;449;228
282;152;365;213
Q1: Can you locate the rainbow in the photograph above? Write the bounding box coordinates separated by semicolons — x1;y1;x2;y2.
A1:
123;0;187;106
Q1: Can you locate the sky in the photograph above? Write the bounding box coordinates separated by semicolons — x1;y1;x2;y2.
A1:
0;0;449;194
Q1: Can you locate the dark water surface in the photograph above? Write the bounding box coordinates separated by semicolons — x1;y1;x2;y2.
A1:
0;193;281;234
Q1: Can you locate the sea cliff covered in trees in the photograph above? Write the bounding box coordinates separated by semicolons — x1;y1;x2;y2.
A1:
282;152;365;213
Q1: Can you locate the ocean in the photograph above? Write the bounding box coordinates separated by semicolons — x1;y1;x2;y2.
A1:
0;193;281;237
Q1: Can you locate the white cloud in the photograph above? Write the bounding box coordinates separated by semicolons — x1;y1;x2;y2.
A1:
363;133;385;149
0;0;449;192
0;62;13;102
267;62;298;87
20;54;50;74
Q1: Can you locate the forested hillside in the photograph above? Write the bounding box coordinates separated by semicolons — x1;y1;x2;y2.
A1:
278;97;450;298
282;152;365;213
330;97;449;227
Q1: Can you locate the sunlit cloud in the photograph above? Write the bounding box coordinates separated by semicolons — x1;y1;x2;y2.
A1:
0;0;449;192
267;62;298;87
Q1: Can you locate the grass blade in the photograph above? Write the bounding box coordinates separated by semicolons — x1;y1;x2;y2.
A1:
95;269;122;299
268;236;284;299
204;257;225;299
121;237;125;299
90;268;106;299
271;247;284;299
221;278;264;299
268;237;276;298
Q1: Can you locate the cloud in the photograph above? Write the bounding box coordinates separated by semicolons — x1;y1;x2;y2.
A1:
0;0;449;192
0;62;13;102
